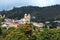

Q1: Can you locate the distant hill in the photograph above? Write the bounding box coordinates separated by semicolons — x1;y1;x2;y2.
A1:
0;5;60;22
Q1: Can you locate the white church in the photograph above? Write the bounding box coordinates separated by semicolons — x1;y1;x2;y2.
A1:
18;13;31;24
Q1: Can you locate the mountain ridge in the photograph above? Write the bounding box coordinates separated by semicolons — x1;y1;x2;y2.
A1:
0;5;60;22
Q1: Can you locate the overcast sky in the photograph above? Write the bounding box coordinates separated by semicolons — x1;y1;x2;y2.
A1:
0;0;60;11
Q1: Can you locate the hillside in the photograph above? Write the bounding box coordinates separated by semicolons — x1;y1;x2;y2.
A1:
0;5;60;22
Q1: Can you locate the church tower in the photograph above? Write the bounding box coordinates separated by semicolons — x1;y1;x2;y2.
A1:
27;14;30;19
0;14;5;18
3;14;5;18
23;13;31;24
24;13;27;18
0;15;2;18
27;14;31;22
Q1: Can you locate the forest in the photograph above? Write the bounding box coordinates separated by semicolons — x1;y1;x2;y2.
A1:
0;5;60;22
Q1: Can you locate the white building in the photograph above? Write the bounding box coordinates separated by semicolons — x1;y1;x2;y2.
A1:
19;13;31;24
33;22;45;28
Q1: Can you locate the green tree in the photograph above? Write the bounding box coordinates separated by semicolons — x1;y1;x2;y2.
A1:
1;27;7;38
7;27;15;34
6;26;32;40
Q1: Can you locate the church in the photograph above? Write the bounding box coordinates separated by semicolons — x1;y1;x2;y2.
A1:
19;13;31;24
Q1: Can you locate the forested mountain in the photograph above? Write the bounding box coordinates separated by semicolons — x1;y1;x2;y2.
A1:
0;5;60;22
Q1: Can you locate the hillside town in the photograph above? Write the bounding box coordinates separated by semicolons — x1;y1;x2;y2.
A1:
0;13;60;29
0;14;30;29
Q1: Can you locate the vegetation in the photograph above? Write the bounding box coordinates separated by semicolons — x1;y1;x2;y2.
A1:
5;27;30;40
0;24;60;40
32;28;60;40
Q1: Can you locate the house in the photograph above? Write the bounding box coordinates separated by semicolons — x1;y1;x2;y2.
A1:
33;22;45;28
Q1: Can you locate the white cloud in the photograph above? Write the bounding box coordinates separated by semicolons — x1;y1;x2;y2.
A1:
31;0;56;7
0;0;60;10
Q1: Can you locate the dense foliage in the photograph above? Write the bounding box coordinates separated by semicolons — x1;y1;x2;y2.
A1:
5;27;30;40
0;24;60;40
32;28;60;40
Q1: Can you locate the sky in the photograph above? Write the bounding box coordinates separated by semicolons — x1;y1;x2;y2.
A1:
0;0;60;11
